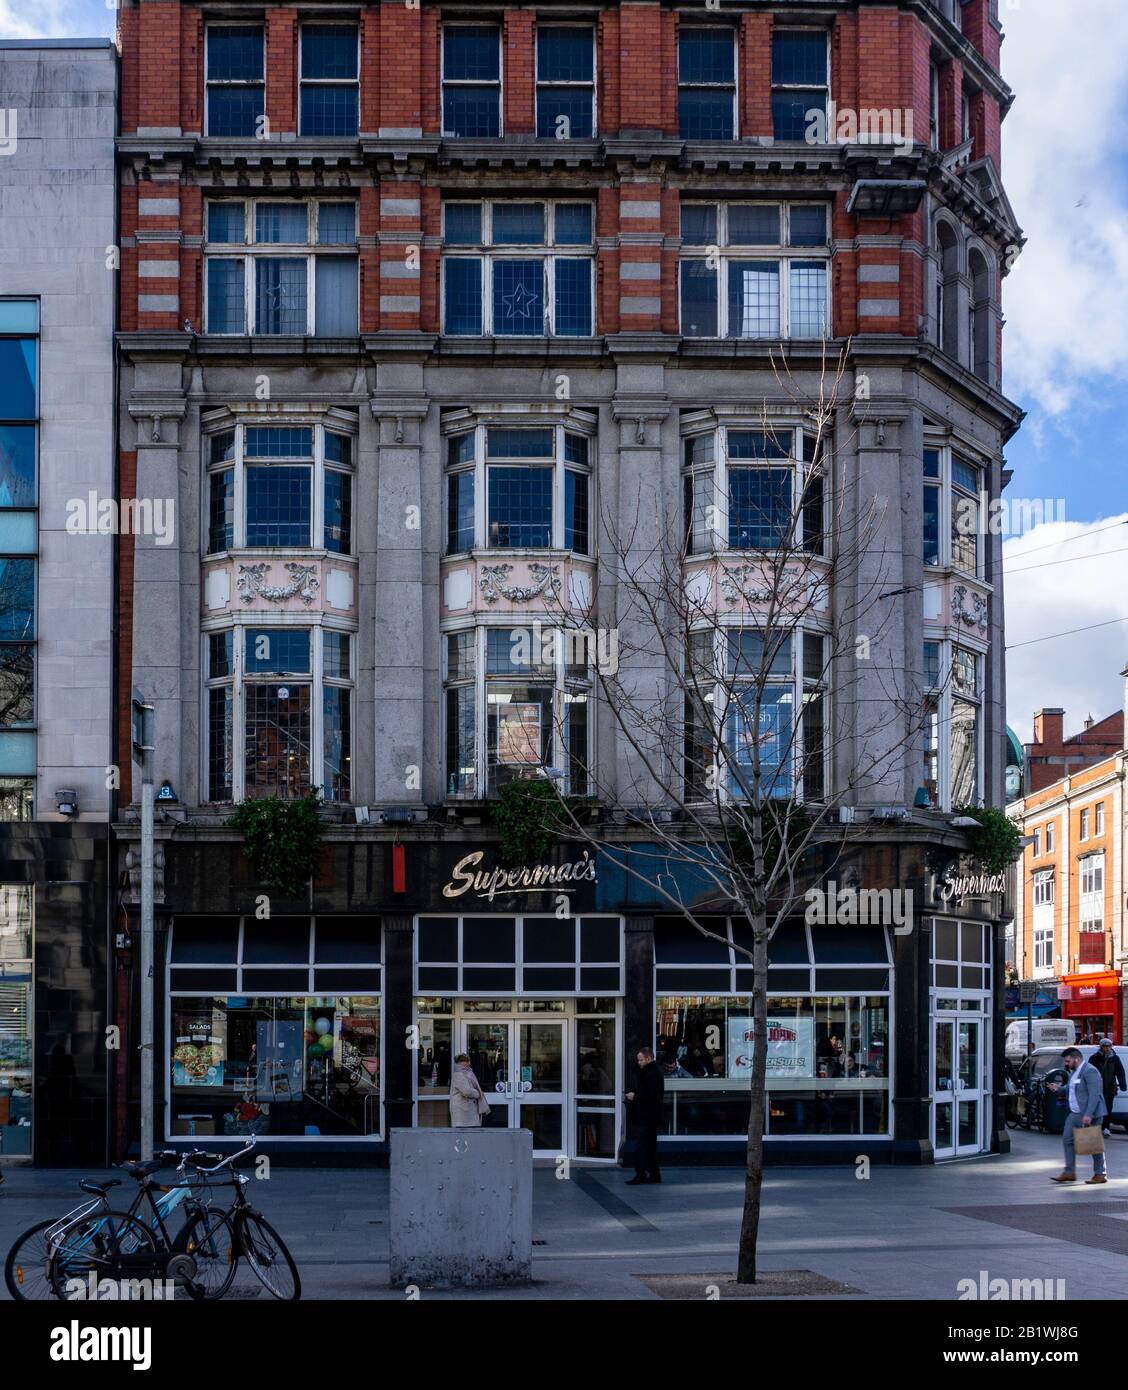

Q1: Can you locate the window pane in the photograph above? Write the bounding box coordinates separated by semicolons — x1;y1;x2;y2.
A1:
444;25;501;81
0;427;36;507
685;470;712;554
255;204;309;244
728;430;791;460
789;261;827;338
772;31;827;86
448;432;475;466
444;258;483;334
207;203;246;244
729;205;780;245
447;630;475;680
773;91;822;141
208;468;234;553
566;691;589;795
487;428;554;458
315;256;358;335
802;688;825;800
210;431;235;465
324;432;350;466
790;205;828;247
443;87;500;138
318;204;356;245
444;204;482;245
950;699;978;805
206;260;245;334
0;340;36;418
680;205;717;246
447;470;475;553
324;469;352;552
923;641;940;689
538;26;594;82
0;560;34;640
730;686;793;796
729;468;792;548
923;483;940;565
727;261;779;337
208;25;263;81
323;686;351;802
554;258;592;336
680;261;718;336
0;513;35;553
323;631;350;680
245;426;313;457
493;260;544;334
487;685;553;790
564;433;588;466
245;465;312;546
727;630;791;678
679;28;734;84
488;468;553;547
207;86;265;138
0;302;37;333
256;258;308;334
301;25;357;79
679;89;734;141
554;204;592;245
537;90;593;140
952;458;979;493
301;86;357;138
487;628;532;675
245;629;311;674
244;684;311;799
0;776;33;818
208;686;232;801
565;470;589;554
446;685;477;796
209;631;233;679
801;469;824;554
0;645;33;725
492;204;545;245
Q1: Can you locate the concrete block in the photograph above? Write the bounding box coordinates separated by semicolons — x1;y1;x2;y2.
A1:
389;1127;533;1288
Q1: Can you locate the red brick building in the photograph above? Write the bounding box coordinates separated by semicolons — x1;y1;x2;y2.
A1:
1023;705;1125;795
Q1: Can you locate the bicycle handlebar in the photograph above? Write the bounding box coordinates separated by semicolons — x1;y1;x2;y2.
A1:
177;1134;257;1175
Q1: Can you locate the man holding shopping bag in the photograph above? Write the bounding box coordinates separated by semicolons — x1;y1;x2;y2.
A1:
1047;1047;1108;1184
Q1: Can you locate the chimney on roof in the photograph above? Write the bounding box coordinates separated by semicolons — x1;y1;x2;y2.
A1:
1033;708;1064;749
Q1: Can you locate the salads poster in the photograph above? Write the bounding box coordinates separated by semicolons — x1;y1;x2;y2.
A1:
172;1011;227;1087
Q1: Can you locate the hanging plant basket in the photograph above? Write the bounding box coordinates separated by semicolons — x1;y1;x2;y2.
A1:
227;790;324;898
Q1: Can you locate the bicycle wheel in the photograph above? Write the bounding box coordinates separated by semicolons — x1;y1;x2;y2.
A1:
238;1212;301;1301
49;1211;157;1300
5;1219;60;1300
177;1207;238;1301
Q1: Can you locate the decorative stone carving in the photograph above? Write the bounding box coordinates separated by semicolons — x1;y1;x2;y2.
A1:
952;584;989;635
719;565;775;605
237;562;320;607
479;562;562;605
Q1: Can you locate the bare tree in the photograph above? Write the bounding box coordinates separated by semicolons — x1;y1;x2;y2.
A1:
519;350;948;1282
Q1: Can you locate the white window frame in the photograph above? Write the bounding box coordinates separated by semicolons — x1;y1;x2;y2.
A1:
1046;819;1055;853
1080;807;1090;842
203;197;359;336
441;21;504;139
298;23;360;138
203;418;355;554
202;621;355;804
922;440;985;579
441;199;595;337
678;202;831;339
1032;868;1055;976
921;635;985;811
1096;802;1105;836
204;22;265;139
535;23;597;139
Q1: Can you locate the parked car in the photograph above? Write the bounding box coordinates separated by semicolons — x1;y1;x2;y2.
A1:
1016;1044;1128;1134
1004;1018;1076;1062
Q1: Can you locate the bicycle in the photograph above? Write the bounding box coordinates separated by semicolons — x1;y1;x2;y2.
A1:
5;1150;235;1302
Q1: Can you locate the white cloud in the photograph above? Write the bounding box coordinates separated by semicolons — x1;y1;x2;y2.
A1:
1004;514;1128;743
1002;1;1128;412
0;1;112;41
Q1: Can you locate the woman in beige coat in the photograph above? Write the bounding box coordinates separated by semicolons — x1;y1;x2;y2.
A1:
449;1054;490;1127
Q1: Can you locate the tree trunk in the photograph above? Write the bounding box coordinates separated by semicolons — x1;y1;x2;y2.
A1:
736;917;769;1282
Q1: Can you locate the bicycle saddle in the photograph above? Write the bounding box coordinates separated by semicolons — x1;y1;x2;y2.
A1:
79;1178;122;1196
122;1158;167;1178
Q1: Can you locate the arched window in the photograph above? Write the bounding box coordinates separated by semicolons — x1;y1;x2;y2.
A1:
935;220;960;360
968;247;993;384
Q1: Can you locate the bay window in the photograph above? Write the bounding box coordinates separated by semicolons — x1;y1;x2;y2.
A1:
682;422;826;556
444;420;592;554
923;444;984;577
921;638;983;809
205;199;358;336
444;625;592;798
205;625;353;803
1080;852;1104;932
680;203;829;339
443;200;594;336
205;420;354;555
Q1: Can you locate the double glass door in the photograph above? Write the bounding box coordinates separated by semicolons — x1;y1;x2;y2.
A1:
933;1014;985;1157
463;1018;567;1154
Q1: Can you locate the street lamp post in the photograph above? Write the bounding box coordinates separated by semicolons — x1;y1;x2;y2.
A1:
132;692;156;1160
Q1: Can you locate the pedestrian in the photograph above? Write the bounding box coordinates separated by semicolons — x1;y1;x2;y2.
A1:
625;1045;664;1185
1047;1046;1108;1184
449;1053;490;1128
1090;1037;1125;1135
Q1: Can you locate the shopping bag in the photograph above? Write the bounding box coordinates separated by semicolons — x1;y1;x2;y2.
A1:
1073;1123;1105;1156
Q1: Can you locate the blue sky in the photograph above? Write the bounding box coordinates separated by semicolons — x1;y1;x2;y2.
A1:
4;0;1126;742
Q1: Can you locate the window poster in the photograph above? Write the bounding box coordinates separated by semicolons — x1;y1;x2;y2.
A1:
497;702;541;765
172;1005;227;1087
727;1016;814;1080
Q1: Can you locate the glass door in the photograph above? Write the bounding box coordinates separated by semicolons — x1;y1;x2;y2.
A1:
933;1018;956;1158
465;1021;514;1130
462;1017;568;1154
955;1017;983;1156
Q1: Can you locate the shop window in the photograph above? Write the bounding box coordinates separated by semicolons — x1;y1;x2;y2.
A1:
0;886;33;1155
680;203;829;340
930;917;992;993
415;914;622;994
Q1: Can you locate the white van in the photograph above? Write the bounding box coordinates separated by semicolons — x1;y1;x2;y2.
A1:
1005;1017;1077;1062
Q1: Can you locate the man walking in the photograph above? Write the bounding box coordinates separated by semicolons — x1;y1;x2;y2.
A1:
625;1046;664;1185
1047;1046;1108;1185
1090;1038;1125;1135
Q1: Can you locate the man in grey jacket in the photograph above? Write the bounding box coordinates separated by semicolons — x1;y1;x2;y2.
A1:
1047;1047;1107;1184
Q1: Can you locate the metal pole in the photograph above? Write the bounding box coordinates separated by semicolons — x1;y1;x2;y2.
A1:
140;768;154;1160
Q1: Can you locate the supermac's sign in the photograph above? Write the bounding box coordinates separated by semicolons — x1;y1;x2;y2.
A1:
442;850;598;904
937;869;1006;903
